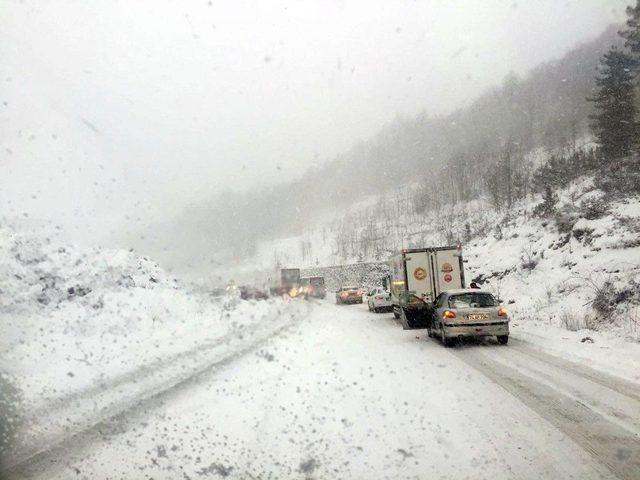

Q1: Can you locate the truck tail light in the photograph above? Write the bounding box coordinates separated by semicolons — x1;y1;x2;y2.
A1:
498;307;507;317
443;310;456;319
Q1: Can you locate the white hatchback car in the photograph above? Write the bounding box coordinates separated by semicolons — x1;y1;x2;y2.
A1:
367;287;392;313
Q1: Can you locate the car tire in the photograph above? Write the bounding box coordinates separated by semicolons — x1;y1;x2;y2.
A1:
405;311;416;329
497;335;509;345
373;307;379;313
441;325;454;347
392;306;400;319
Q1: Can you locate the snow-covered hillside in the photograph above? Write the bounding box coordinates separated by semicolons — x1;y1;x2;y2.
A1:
0;220;305;467
234;176;640;341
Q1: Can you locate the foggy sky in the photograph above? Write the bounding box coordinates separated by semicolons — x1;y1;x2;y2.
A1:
0;0;629;245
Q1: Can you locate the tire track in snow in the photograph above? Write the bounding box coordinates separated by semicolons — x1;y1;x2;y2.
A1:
452;345;640;480
2;303;308;479
509;338;640;403
486;342;640;437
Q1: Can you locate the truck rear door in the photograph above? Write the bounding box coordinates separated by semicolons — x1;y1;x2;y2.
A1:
433;249;463;294
404;251;431;299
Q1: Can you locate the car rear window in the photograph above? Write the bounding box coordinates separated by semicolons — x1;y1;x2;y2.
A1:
448;293;497;308
310;278;324;286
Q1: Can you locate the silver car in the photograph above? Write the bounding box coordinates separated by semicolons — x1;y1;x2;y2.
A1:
428;289;509;347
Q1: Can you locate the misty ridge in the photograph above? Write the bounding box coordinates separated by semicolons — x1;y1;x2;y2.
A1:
144;24;623;269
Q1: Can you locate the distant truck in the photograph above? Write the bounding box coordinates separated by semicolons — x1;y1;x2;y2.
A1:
279;268;301;295
386;246;465;329
299;276;326;299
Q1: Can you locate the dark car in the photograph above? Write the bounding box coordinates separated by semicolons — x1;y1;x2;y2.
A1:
240;286;269;300
300;276;326;299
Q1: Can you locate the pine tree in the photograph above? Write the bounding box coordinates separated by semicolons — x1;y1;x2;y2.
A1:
620;1;640;67
533;185;558;218
588;47;639;160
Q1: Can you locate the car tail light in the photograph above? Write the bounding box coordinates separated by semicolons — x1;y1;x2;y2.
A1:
443;310;456;319
498;307;507;316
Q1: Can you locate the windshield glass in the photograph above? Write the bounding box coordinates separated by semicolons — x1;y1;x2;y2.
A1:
2;2;639;479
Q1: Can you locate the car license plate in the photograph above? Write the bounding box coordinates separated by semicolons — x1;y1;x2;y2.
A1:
468;313;487;320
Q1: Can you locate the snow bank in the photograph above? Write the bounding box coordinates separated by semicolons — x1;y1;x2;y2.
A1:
0;220;305;468
464;189;640;342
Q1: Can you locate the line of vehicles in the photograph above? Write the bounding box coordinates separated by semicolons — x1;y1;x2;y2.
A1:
219;271;327;303
336;244;509;347
253;244;509;347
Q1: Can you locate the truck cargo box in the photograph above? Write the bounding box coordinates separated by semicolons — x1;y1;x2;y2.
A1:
388;246;465;329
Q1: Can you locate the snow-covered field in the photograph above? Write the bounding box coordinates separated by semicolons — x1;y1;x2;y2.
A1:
2;217;640;479
0;220;307;469
8;301;640;480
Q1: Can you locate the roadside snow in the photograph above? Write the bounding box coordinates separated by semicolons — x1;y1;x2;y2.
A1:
511;321;640;384
463;192;640;343
0;220;307;467
23;302;633;480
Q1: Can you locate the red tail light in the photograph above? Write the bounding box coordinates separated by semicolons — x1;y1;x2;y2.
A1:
443;310;456;319
498;307;507;317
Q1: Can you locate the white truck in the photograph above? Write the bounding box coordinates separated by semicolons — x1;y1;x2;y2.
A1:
385;246;465;329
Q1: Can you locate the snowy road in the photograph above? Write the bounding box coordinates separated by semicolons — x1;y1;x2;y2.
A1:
8;301;640;480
